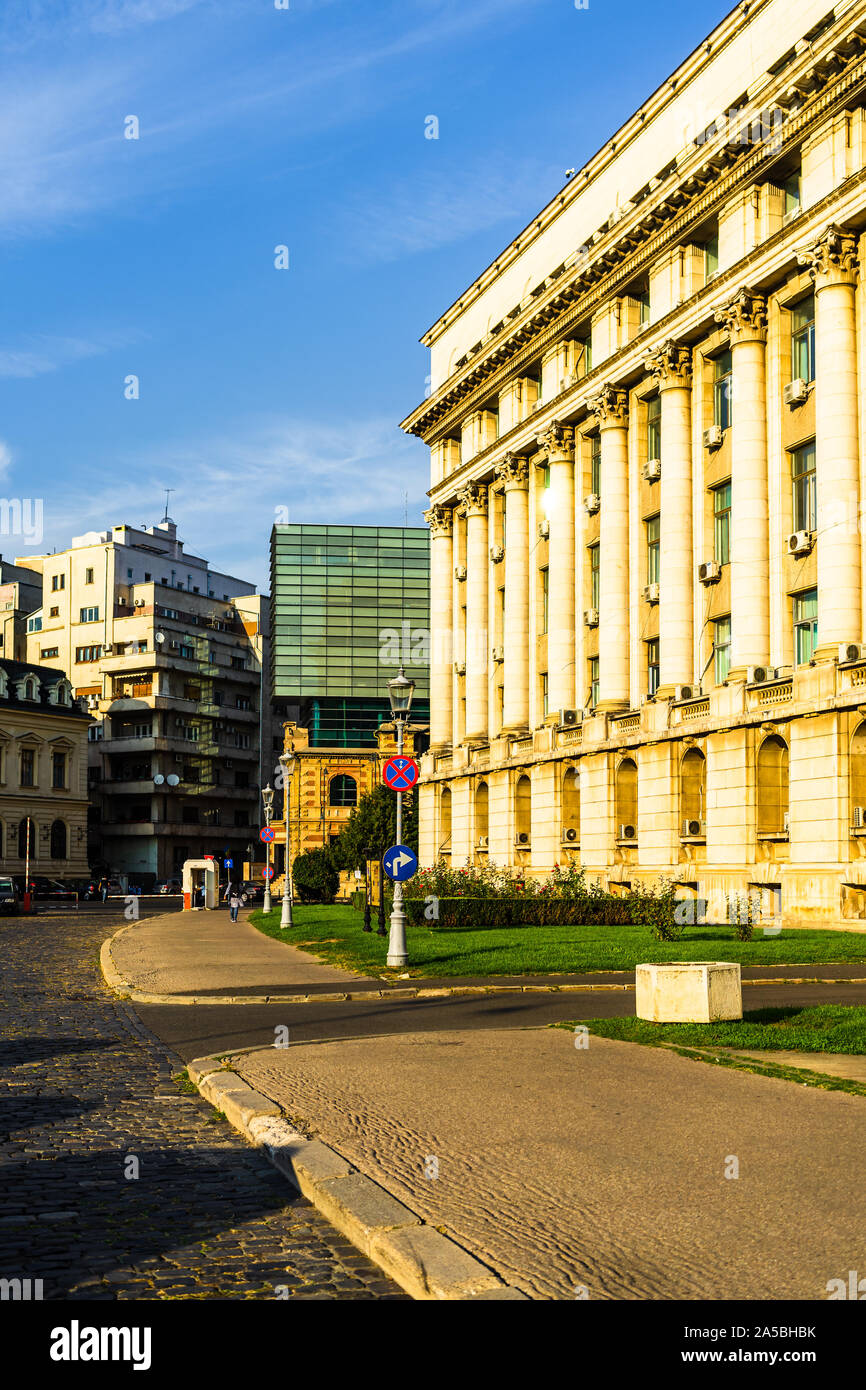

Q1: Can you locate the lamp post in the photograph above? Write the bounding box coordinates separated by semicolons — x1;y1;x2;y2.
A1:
362;844;373;932
261;783;274;913
386;666;415;968
278;751;296;929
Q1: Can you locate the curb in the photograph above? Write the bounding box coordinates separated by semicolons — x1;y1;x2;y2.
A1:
186;1055;528;1301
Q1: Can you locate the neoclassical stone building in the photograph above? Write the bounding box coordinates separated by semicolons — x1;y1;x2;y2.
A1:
402;0;866;925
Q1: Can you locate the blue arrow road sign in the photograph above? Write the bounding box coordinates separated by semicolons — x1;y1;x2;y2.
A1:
224;858;233;868
382;844;418;882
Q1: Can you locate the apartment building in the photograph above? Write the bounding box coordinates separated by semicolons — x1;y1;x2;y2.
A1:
0;556;43;662
403;0;866;925
17;518;268;885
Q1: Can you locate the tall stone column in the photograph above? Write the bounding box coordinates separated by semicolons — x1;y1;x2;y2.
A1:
497;454;530;733
589;386;629;711
538;422;576;715
798;225;861;656
459;481;489;743
423;503;453;750
714;289;769;676
644;341;693;693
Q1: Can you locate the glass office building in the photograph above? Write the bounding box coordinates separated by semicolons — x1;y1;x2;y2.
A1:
270;524;430;748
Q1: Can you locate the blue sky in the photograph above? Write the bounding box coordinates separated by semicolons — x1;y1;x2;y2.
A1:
0;0;730;590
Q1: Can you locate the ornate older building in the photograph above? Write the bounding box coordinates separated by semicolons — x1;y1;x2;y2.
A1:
402;0;866;925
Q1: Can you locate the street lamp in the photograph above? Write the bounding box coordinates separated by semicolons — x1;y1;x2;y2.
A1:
278;751;296;929
362;844;374;932
385;666;415;968
261;783;274;913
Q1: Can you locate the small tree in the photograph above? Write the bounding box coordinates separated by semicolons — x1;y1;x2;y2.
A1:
291;847;339;904
331;784;418;872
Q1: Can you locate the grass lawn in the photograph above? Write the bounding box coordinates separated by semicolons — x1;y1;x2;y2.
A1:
248;902;866;978
558;1005;866;1053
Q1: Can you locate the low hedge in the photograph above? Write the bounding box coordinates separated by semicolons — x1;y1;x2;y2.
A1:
405;896;634;930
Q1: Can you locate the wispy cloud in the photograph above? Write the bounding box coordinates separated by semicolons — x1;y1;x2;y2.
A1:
0;441;13;480
0;331;133;379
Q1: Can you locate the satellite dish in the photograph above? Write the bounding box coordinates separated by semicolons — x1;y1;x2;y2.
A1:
153;774;165;785
166;774;180;787
155;632;166;645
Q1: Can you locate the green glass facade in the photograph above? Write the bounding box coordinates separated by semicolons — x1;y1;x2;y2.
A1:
270;524;430;748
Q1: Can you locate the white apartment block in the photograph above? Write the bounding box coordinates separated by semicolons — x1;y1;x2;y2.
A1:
403;0;866;926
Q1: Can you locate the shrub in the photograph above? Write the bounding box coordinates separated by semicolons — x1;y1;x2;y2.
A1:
291;847;339;904
728;891;757;941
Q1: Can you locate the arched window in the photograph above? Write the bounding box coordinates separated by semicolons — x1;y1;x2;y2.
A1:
50;819;67;860
616;758;638;838
17;816;36;859
515;774;531;846
562;767;580;844
757;735;789;835
25;679;37;701
681;748;706;829
439;787;451;853
852;722;866;825
329;775;357;808
475;781;488;844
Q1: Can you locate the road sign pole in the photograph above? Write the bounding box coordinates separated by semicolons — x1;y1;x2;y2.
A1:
263;804;272;914
387;719;408;968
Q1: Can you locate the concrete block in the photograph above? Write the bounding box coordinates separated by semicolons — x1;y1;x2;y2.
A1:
315;1173;422;1255
635;960;742;1023
199;1070;282;1128
370;1224;503;1300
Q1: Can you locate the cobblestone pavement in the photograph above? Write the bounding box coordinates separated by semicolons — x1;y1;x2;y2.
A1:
0;909;408;1300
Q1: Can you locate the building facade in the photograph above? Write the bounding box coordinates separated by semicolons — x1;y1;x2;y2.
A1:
0;658;90;881
270;523;430;751
17;519;268;885
403;0;866;925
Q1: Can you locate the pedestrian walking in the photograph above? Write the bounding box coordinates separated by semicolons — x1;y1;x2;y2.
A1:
100;878;109;904
224;880;246;922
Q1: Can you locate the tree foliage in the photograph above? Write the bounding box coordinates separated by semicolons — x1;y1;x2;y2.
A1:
291;846;339;903
330;784;418;872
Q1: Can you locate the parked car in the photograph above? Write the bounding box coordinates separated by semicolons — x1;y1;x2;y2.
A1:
241;881;264;903
157;878;183;895
0;876;20;913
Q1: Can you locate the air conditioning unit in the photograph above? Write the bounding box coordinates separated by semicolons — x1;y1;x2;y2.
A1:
584;492;601;514
559;708;581;727
102;644;113;654
853;806;866;829
454;661;466;676
87;694;100;709
584;607;599;628
838;642;866;664
174;753;183;764
489;544;505;564
643;582;660;604
643;459;661;482
514;832;530;847
787;530;813;557
562;827;579;843
698;561;722;585
675;684;697;701
619;823;636;841
477;836;489;848
454;565;467;581
703;424;723;449
492;645;504;663
783;811;790;833
747;665;777;685
682;818;704;837
117;596;126;605
783;377;808;405
133;598;145;607
538;520;550;540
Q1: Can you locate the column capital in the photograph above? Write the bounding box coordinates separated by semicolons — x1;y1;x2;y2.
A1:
457;480;488;517
536;419;575;460
495;453;530;490
424;503;453;536
797;223;859;289
588;384;629;429
714;287;767;345
644;339;692;391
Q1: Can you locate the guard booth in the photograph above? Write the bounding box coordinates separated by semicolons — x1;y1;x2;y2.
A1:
182;858;218;910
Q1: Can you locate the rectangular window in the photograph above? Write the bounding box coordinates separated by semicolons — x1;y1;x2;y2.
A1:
714;616;731;685
791;295;815;383
713;350;732;431
646;395;661;462
713;482;732;565
40;647;59;660
590;434;601;495
49;607;59;618
590;657;599;709
646;515;660;583
704;233;719;278
637;288;650;324
75;645;102;662
541;672;548;718
85;567;94;584
79;606;99;623
52;752;66;789
647;638;660;696
791;441;816;532
794;588;818;665
20;748;35;787
590;545;600;609
87;725;103;742
541;568;549;633
784;170;801;217
51;574;65;591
